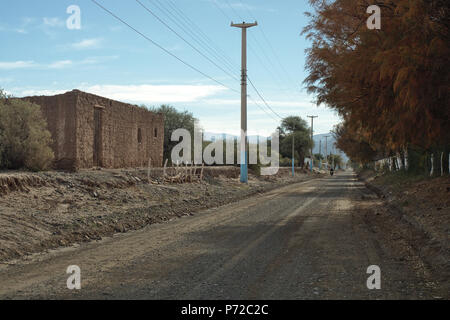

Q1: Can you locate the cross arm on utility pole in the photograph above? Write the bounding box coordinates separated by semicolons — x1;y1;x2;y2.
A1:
231;22;258;28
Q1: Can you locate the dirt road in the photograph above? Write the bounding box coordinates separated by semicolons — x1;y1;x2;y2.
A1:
0;172;444;299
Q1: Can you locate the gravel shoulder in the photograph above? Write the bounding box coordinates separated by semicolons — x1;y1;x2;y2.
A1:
0;167;321;263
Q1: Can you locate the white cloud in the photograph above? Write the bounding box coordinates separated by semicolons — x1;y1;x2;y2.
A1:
72;38;103;50
80;55;119;65
0;55;118;71
0;61;36;69
14;84;227;104
48;60;73;69
0;77;14;83
43;17;64;27
208;0;276;14
83;84;226;103
20;89;69;96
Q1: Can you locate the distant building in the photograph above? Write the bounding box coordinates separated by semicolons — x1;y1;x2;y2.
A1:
23;90;164;171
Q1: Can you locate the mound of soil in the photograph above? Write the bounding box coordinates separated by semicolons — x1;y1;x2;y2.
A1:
358;170;450;295
0;167;321;263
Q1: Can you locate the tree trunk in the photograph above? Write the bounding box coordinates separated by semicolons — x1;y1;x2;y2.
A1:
432;149;442;177
393;156;399;171
400;150;406;171
424;151;431;176
442;145;449;175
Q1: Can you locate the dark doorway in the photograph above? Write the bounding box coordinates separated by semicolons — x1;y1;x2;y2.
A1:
93;107;103;167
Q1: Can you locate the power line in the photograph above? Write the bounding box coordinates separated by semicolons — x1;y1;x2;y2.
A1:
150;0;239;76
150;0;280;125
239;0;298;87
211;0;233;21
236;0;291;85
220;0;295;117
163;0;239;74
247;76;283;119
135;0;238;81
248;95;279;121
156;0;282;126
93;0;282;124
224;0;244;21
90;0;239;94
248;34;291;93
235;0;302;107
212;1;285;121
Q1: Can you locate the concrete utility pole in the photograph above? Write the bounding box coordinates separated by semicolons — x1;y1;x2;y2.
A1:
231;21;258;183
307;115;318;172
332;145;335;169
292;134;295;177
319;140;322;170
324;135;329;169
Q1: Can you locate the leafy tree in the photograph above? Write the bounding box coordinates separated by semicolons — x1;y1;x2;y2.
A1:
0;89;54;171
303;0;449;174
279;116;309;135
314;153;324;161
278;116;313;167
328;154;343;169
150;105;198;164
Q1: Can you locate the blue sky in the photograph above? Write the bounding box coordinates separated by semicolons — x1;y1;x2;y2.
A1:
0;0;341;136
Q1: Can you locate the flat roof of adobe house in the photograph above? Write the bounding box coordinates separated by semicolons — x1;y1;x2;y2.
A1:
24;89;163;115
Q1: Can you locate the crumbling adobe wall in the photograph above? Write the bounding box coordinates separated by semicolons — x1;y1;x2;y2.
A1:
23;93;78;171
75;91;164;169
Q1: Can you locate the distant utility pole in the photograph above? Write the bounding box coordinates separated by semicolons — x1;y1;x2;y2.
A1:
307;115;318;172
332;144;335;169
231;21;258;183
292;134;295;177
324;135;330;169
319;140;322;170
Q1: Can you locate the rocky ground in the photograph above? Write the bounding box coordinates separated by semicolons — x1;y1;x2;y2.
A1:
0;167;321;263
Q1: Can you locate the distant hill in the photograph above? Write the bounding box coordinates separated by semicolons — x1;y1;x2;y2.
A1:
312;133;348;162
203;132;267;144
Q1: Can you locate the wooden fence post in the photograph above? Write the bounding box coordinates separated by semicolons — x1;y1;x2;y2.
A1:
163;159;168;184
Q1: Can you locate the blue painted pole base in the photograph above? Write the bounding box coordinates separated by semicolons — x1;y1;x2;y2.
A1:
240;151;248;183
292;157;295;177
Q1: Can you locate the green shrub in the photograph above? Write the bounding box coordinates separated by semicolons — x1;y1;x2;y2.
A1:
0;90;54;171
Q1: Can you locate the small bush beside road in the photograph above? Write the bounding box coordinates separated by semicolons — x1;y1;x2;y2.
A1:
0;89;54;171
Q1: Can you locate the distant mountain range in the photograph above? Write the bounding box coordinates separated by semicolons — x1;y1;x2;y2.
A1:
312;133;349;162
203;132;266;144
203;132;348;162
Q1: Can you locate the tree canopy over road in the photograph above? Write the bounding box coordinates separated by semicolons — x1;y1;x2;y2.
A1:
303;0;449;174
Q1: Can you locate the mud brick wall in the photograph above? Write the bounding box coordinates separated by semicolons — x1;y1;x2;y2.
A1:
75;91;164;169
23;93;78;171
24;90;164;170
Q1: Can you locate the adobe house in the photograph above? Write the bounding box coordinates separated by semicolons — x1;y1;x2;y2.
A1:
23;90;164;171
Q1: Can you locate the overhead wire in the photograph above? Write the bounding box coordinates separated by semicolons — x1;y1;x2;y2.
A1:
219;0;285;120
163;0;240;74
135;0;238;81
92;0;282;123
150;0;239;76
89;0;239;93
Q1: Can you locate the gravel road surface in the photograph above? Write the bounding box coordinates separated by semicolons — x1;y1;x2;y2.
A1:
0;172;441;299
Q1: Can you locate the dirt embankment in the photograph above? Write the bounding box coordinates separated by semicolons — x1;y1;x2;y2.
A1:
357;169;450;295
0;167;320;263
